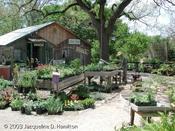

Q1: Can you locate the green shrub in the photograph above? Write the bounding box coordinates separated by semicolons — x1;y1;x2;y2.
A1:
88;82;110;92
17;71;37;88
21;100;33;115
60;68;75;78
0;100;7;109
70;59;81;69
80;98;95;109
152;64;175;76
117;113;175;131
33;100;47;114
10;98;23;111
0;79;13;91
103;64;118;71
55;92;68;102
37;67;52;79
129;92;156;106
85;63;103;71
46;97;63;114
27;92;38;101
64;100;84;111
73;85;90;99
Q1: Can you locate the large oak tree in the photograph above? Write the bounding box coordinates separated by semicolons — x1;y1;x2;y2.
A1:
5;0;175;61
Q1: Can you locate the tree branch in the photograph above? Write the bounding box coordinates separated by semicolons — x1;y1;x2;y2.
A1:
166;0;175;6
107;0;133;35
122;11;152;21
75;0;100;29
19;0;34;10
44;3;79;17
23;8;45;17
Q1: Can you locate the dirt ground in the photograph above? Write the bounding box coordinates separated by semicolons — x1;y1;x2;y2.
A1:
0;90;142;131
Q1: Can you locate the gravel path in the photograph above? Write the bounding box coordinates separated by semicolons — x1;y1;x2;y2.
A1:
0;93;140;131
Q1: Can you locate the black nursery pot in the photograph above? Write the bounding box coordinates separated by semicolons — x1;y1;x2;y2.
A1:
11;107;19;111
21;107;25;114
23;88;30;94
17;86;23;93
36;108;47;114
48;111;63;115
0;104;7;109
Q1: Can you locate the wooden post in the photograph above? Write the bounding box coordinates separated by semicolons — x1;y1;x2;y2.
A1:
130;108;135;125
30;43;33;59
122;58;127;84
135;62;139;72
87;76;92;85
147;117;151;123
107;76;112;92
100;76;103;85
165;41;169;61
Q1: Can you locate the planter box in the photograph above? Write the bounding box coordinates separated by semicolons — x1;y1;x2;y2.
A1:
37;74;84;91
58;74;84;91
36;79;52;90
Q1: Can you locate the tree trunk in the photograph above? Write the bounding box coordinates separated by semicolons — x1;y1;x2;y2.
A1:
98;1;110;61
100;33;110;61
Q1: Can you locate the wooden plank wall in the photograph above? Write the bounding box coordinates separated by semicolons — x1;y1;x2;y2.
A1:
37;23;91;64
37;23;76;46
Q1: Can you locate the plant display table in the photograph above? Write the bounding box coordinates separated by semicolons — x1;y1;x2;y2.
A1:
37;70;123;92
120;91;172;125
85;70;123;86
130;103;172;125
57;73;85;91
37;74;84;91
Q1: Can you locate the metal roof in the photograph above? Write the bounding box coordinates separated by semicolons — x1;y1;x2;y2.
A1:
0;22;54;46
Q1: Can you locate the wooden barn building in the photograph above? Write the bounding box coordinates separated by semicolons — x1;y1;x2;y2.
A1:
0;22;91;65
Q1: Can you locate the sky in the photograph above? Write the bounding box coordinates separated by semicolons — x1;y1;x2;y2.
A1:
107;0;173;36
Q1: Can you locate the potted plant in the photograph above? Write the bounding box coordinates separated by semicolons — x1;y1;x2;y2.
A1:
64;100;84;111
0;100;8;109
27;92;38;101
0;79;13;91
35;101;47;114
17;71;37;94
37;67;52;80
21;100;33;115
80;98;95;109
10;97;23;111
129;92;157;106
71;85;90;99
46;97;63;115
